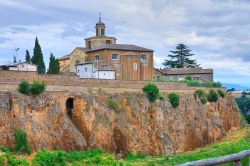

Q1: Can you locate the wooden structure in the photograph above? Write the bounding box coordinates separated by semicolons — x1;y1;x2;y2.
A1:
179;150;250;166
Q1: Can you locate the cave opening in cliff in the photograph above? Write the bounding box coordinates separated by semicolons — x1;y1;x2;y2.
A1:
66;98;74;118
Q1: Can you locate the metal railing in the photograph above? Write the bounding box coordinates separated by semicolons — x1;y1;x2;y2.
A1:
179;150;250;166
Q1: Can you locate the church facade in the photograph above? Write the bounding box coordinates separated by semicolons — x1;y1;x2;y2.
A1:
59;17;154;81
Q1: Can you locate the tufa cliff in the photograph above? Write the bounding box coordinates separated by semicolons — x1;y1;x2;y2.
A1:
0;91;240;156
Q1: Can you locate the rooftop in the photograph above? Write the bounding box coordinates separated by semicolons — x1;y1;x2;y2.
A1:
87;44;153;52
159;67;213;75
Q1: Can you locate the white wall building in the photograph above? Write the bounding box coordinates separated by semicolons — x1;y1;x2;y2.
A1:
8;62;37;72
76;62;115;79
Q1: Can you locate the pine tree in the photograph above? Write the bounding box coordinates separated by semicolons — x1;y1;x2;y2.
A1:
31;37;46;74
47;53;60;74
25;49;31;63
13;55;17;63
163;44;198;68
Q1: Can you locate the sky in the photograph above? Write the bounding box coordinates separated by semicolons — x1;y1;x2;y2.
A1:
0;0;250;87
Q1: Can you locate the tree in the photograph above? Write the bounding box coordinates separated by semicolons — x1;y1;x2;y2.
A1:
13;55;17;63
25;49;31;63
31;37;46;74
47;53;60;74
163;43;197;68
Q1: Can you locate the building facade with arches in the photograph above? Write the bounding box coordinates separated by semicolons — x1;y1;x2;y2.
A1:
59;17;154;81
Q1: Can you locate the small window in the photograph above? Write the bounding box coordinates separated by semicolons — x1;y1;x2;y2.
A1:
78;70;79;73
106;40;111;44
101;29;105;35
95;55;100;60
112;54;118;60
85;68;87;72
140;54;147;61
133;63;137;70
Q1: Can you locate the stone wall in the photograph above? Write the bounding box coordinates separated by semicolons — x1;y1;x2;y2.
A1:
0;70;207;91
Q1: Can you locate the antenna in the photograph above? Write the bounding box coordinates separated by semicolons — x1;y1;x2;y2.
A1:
99;12;102;22
14;48;19;63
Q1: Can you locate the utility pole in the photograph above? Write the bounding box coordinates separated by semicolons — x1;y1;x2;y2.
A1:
14;48;19;63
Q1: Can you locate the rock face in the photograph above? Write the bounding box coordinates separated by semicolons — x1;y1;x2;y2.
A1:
0;91;240;156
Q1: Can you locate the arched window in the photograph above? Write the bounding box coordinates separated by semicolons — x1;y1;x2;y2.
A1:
140;54;147;61
101;29;105;35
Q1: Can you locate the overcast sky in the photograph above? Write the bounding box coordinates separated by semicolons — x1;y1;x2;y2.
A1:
0;0;249;87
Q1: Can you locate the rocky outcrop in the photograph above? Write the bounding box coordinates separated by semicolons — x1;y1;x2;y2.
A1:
0;91;240;156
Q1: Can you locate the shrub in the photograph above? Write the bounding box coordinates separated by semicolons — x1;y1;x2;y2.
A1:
217;89;225;98
14;129;31;155
168;93;180;108
107;97;119;112
207;89;219;102
142;83;159;102
18;81;30;95
200;96;207;104
246;114;250;124
185;76;192;81
194;89;205;99
30;81;46;96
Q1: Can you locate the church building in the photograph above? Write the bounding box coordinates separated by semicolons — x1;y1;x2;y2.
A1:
58;17;154;81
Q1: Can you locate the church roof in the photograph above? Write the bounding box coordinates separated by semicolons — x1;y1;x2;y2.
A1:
58;47;89;60
87;44;153;52
160;67;213;75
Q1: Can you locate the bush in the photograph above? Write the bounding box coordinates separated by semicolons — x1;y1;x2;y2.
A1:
194;89;205;99
18;81;30;95
217;89;225;98
246;114;250;124
168;93;180;108
200;96;207;104
185;76;192;81
14;129;31;155
142;83;159;102
30;81;46;96
107;97;119;112
207;89;219;102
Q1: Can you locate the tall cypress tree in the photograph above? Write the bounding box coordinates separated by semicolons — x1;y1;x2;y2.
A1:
25;49;31;63
163;44;197;68
31;37;45;73
47;53;60;74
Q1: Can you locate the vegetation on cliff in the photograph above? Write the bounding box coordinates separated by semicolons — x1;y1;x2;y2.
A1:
142;83;159;102
0;128;249;166
18;81;45;96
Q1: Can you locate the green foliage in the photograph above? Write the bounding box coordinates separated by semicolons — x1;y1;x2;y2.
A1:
18;81;30;95
246;114;250;124
125;152;146;160
47;53;60;74
194;89;205;99
142;83;160;102
163;43;197;68
32;149;116;166
30;81;46;96
0;155;4;166
194;89;207;104
0;146;11;153
31;37;46;74
107;97;119;112
236;98;250;116
217;89;225;98
168;93;180;108
14;129;31;155
200;96;207;105
207;89;218;102
25;49;31;63
185;76;192;81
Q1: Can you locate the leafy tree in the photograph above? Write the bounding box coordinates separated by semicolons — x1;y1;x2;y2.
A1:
163;43;197;68
18;81;30;95
47;53;60;74
25;49;31;63
168;93;180;108
31;37;46;74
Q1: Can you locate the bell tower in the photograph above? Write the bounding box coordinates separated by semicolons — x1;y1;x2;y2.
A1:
95;13;105;36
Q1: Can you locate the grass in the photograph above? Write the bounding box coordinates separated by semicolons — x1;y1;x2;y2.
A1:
0;128;249;165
